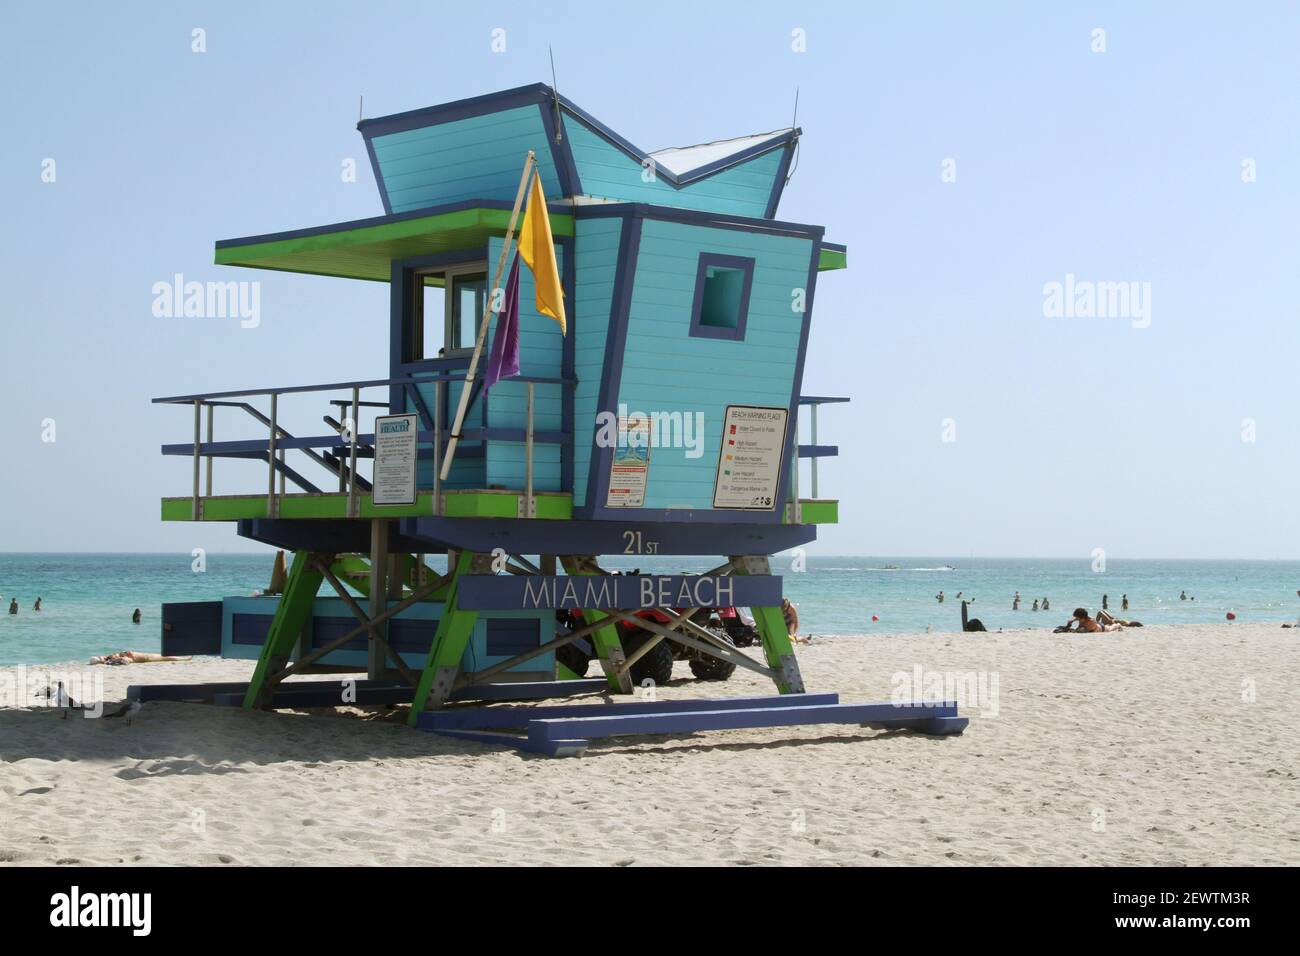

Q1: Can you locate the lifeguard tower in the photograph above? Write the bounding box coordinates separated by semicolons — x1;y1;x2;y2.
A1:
147;84;965;754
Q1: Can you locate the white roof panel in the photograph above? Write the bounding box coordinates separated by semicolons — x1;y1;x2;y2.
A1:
648;129;792;176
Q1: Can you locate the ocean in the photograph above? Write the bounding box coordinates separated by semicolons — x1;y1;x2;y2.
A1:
1;552;1297;666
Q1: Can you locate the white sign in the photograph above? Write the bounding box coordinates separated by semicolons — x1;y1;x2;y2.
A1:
606;414;650;508
372;413;418;506
712;405;788;510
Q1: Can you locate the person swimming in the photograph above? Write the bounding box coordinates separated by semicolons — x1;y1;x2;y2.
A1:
1180;590;1187;601
1041;597;1050;611
132;608;142;624
33;597;42;612
1031;599;1039;611
1121;594;1129;611
8;598;16;615
936;590;945;603
1013;591;1021;610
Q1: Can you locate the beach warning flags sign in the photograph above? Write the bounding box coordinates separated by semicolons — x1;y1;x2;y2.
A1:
518;171;566;335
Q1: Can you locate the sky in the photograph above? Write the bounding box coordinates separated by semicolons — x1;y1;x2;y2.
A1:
1;1;1297;558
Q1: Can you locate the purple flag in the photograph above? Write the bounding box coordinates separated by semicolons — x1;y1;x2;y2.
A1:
483;253;521;392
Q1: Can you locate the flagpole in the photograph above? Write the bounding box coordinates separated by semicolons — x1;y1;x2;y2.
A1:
440;150;535;482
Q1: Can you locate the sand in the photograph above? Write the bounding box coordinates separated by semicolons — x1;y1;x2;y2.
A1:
1;621;1296;866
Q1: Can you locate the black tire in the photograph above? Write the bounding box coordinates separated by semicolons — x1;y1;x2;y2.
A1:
622;630;675;687
688;631;738;681
556;641;590;677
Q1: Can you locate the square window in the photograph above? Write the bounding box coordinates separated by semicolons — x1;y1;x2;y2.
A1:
689;254;755;341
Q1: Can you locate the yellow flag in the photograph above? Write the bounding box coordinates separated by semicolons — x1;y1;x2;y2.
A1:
517;170;566;335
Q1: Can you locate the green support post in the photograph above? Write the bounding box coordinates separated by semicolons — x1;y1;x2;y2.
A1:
243;550;327;708
731;555;806;695
407;551;480;724
560;556;633;694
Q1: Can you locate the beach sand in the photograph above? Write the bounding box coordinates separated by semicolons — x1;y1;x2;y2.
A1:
1;621;1296;866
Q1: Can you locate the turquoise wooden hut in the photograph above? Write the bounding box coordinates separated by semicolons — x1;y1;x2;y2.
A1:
143;83;969;756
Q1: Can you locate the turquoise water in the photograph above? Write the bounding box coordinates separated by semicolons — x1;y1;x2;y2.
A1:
2;553;1298;665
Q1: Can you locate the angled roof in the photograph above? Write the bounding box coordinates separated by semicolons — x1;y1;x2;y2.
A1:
357;83;801;219
211;86;846;281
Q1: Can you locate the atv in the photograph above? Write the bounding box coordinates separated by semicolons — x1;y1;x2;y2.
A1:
556;605;757;685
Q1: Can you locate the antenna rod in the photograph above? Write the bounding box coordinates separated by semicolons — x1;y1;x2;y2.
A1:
549;46;563;144
358;94;364;123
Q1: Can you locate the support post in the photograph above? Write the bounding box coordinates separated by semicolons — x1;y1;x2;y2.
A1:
790;411;801;524
731;554;805;694
191;399;201;520
408;551;483;722
367;520;390;679
347;387;360;518
524;381;535;517
433;379;443;515
205;402;214;497
810;404;819;499
266;392;278;519
243;551;327;708
560;555;633;694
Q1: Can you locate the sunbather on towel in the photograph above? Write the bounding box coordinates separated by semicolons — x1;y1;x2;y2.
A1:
1057;608;1122;633
90;650;191;665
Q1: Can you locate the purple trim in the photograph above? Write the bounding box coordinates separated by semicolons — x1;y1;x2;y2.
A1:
237;519;435;554
580;213;642;519
553;90;799;188
772;238;823;515
763;140;796;218
558;235;576;493
798;444;838;458
456;574;782;611
798;395;850;405
688;253;755;342
153;372;563;405
216;198;572;251
400;515;817;556
572;202;823;241
357;86;573;205
538;97;582;197
356;83;552;137
364;132;394;216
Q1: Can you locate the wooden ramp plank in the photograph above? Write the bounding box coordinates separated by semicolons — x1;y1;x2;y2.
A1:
417;693;842;732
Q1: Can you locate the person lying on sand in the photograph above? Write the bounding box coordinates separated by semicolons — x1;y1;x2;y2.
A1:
1057;607;1122;633
1096;609;1145;627
90;650;192;665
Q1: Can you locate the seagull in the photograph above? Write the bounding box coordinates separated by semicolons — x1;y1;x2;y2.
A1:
34;682;82;719
103;700;143;724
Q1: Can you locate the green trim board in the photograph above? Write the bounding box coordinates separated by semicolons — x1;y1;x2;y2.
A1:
213;204;840;282
786;500;839;524
817;247;847;271
162;491;572;521
162;492;837;524
214;207;576;282
242;551;326;709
